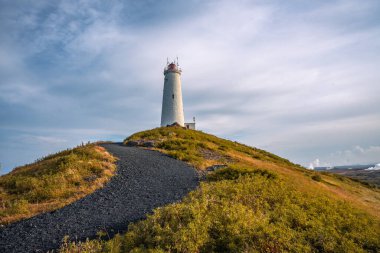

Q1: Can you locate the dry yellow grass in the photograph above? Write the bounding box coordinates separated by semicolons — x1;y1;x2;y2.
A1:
219;148;380;219
0;144;117;224
126;127;380;220
61;127;380;252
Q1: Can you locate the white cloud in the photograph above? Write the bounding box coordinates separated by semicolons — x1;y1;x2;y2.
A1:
308;158;320;170
1;0;380;171
308;145;380;168
366;163;380;170
327;145;380;165
25;135;68;144
0;82;44;104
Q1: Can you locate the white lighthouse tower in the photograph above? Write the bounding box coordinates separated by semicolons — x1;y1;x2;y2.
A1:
161;60;185;127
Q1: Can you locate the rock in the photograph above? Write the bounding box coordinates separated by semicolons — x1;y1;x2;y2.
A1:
167;122;183;127
126;141;139;147
142;141;155;147
206;164;228;172
126;140;155;148
84;175;97;182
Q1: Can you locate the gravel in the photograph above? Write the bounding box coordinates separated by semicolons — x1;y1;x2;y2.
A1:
0;143;199;253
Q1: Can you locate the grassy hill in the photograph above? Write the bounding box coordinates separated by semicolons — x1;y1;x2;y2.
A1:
61;127;380;253
0;143;116;224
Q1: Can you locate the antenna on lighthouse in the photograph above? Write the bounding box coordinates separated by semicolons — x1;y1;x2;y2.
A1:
176;56;179;66
166;57;169;65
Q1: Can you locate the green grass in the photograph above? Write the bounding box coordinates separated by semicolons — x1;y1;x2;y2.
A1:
60;127;380;252
0;143;116;224
60;169;379;252
125;127;299;170
206;164;277;181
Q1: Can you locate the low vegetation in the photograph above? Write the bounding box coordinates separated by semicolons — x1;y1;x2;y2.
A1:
0;143;116;224
61;127;380;252
62;173;379;252
126;127;299;170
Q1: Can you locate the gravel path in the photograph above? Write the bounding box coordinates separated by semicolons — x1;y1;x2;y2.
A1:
0;143;199;253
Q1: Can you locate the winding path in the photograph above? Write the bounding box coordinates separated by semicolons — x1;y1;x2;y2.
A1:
0;143;199;253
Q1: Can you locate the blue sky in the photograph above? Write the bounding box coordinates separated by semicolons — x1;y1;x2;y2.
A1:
1;0;380;173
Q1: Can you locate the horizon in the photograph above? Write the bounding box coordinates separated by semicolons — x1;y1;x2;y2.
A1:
1;0;380;174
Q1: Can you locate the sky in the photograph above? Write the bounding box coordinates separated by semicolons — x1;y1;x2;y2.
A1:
1;0;380;173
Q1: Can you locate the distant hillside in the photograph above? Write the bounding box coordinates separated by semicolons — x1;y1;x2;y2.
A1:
0;144;116;224
61;127;380;252
315;164;380;187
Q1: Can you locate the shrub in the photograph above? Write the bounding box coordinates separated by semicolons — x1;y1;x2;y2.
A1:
62;127;380;252
207;165;277;181
68;175;379;252
5;199;30;216
312;174;322;182
60;236;103;253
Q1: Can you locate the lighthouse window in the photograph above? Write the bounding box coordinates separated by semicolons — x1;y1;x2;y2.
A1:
172;94;174;99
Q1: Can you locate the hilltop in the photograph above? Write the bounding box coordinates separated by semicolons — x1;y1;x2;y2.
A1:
60;127;380;252
1;127;379;252
125;127;380;216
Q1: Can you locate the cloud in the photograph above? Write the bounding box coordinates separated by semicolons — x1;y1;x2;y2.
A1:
328;145;380;165
306;145;380;169
366;163;380;171
1;0;380;173
0;83;42;104
21;135;68;144
308;159;320;170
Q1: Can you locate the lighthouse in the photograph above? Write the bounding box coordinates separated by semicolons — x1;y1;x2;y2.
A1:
161;60;185;127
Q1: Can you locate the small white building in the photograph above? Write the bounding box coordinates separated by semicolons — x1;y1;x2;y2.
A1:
160;60;196;130
185;117;196;130
185;122;195;130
